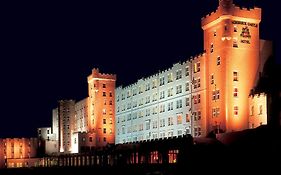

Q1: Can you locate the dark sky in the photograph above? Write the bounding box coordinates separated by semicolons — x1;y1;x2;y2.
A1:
1;0;279;138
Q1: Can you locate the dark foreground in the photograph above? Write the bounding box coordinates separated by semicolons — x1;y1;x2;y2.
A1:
1;125;281;174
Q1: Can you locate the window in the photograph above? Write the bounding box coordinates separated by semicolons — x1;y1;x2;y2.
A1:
185;82;190;91
89;137;93;142
212;90;220;100
186;97;190;107
194;62;200;73
103;128;106;134
234;106;238;116
234;26;237;32
109;118;112;124
176;99;182;109
217;56;221;65
168;102;173;111
102;109;106;115
176;70;182;80
160;77;165;86
198;94;201;103
259;105;263;115
234;88;238;97
152;80;157;89
47;130;49;134
224;25;228;31
168;117;174;126
185;67;189;76
152;121;158;129
103;119;106;124
176;85;182;94
103;92;106;97
216;90;220;100
193;95;197;104
211;74;214;84
177;114;182;124
145;83;150;91
197;111;201;120
161;91;166;99
214;31;217;36
250;106;254;116
109;92;112;97
103;84;106;88
233;38;238;48
168;73;173;83
110;129;112;134
146;120;151;130
233;71;238;81
210;43;214;53
168;88;173;97
103;137;106;142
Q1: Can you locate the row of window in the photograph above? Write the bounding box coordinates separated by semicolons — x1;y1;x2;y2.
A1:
117;66;202;101
118;114;194;135
250;105;263;116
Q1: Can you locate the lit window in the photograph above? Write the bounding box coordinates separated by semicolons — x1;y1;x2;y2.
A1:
194;62;200;73
217;56;221;65
233;71;238;81
234;106;238;116
234;88;238;97
168;73;173;83
177;114;182;124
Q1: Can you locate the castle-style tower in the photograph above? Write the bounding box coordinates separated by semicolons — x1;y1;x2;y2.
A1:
87;68;116;147
202;0;261;133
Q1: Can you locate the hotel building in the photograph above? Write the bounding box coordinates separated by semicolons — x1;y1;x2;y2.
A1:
0;138;40;168
38;68;116;154
115;0;271;144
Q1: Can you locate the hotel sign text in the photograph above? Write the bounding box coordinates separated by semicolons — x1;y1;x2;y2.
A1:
232;20;258;27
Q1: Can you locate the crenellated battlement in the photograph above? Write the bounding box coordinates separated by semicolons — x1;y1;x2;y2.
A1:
201;2;261;28
87;68;116;82
249;92;267;99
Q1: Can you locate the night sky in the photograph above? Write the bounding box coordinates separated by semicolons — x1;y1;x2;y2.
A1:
1;0;279;138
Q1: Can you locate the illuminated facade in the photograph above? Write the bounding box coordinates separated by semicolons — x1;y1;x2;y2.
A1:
40;68;116;154
115;0;270;144
0;138;40;168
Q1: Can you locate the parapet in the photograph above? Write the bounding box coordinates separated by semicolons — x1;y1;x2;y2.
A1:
201;2;261;28
249;92;267;99
87;68;116;82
